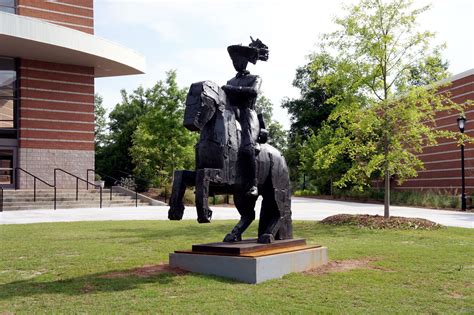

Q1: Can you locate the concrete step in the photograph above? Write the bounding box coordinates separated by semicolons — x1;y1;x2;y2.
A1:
3;199;146;209
3;200;149;211
2;198;138;205
3;199;145;206
1;189;156;211
3;201;148;211
1;189;153;211
3;189;113;196
3;194;131;202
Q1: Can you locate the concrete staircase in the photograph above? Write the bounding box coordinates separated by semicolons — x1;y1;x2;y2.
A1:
1;189;152;211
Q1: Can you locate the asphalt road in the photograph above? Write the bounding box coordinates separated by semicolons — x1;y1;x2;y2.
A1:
1;197;473;228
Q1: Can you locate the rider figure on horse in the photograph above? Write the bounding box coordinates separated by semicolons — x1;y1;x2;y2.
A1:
222;37;269;197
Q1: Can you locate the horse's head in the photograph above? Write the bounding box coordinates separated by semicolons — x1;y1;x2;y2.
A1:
183;81;225;132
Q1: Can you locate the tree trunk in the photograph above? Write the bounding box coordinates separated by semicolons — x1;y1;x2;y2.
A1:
384;169;390;218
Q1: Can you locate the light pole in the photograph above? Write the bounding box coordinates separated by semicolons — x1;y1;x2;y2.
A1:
457;116;467;211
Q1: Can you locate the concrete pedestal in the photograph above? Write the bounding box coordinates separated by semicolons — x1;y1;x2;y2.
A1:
169;245;328;284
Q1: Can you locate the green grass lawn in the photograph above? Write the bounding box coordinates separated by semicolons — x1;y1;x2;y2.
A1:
1;220;473;314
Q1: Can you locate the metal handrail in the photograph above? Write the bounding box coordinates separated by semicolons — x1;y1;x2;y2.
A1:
103;174;122;203
87;169;124;204
86;169;94;191
114;170;156;204
91;169;138;207
54;168;102;208
86;169;119;191
16;167;56;210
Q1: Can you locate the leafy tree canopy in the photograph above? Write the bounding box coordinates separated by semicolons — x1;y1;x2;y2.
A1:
94;94;108;149
95;71;196;190
303;0;469;216
282;54;340;138
255;95;288;152
130;70;197;187
281;53;342;184
95;85;153;177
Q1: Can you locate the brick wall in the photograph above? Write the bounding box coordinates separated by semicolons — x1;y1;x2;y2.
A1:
18;59;95;151
17;0;93;34
17;59;95;188
12;1;97;188
394;73;474;193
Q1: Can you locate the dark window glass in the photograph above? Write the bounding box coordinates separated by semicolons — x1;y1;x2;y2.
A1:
0;58;15;98
0;0;15;14
0;99;14;128
0;6;14;13
0;57;16;134
0;70;15;96
0;150;13;184
0;58;15;71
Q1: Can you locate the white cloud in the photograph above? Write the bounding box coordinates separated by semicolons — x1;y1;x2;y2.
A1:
96;0;474;129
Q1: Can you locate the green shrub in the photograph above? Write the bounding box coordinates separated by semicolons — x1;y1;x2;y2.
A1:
293;188;461;210
294;189;319;197
391;190;460;209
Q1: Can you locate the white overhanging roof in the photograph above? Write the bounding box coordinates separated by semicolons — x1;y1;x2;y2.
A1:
0;12;145;77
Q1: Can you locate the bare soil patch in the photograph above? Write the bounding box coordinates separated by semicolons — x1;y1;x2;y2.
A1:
447;291;464;299
80;283;96;293
306;258;392;275
100;263;187;279
321;214;442;230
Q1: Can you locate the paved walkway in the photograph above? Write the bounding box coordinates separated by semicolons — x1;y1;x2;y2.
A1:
1;197;473;228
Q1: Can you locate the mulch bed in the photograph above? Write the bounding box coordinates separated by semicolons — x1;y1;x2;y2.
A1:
321;214;443;230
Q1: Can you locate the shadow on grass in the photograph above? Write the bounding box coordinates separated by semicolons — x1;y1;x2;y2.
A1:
105;223;232;241
102;221;372;243
0;265;238;300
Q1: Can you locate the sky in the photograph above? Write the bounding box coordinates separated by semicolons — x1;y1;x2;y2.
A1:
94;0;474;129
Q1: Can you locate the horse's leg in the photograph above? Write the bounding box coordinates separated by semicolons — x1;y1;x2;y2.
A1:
257;178;292;243
195;169;213;223
168;170;195;220
257;184;281;243
223;192;257;242
274;187;293;240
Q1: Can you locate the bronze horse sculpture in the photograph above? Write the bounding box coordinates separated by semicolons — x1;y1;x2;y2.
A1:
168;80;293;244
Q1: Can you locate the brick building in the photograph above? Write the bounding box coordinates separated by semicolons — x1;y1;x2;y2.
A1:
0;1;145;189
394;69;474;193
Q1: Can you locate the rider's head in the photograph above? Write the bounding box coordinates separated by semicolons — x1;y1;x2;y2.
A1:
227;45;255;72
227;37;269;73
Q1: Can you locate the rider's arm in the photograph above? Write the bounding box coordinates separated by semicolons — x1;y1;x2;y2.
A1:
222;76;262;98
222;85;257;97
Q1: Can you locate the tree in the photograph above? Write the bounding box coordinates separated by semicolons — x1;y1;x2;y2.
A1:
300;126;352;195
255;95;273;124
267;120;287;153
282;54;341;185
255;95;288;152
306;0;467;217
94;94;108;149
282;57;339;137
130;71;197;188
95;86;153;178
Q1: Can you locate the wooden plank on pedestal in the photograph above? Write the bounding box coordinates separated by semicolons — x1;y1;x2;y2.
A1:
190;238;307;255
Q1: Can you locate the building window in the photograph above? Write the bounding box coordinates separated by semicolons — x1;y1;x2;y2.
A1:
0;150;13;184
0;57;17;137
0;0;15;14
